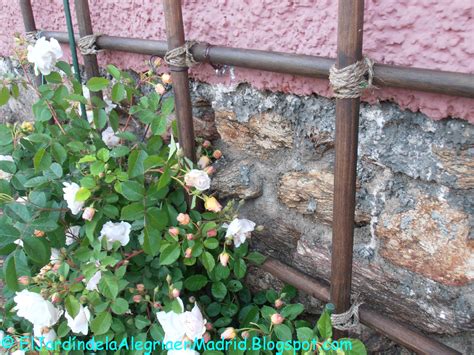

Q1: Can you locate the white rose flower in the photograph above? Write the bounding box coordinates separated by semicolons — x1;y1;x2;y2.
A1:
65;304;90;335
66;226;81;246
11;351;26;355
62;182;85;215
33;325;57;345
157;297;205;353
84;271;101;291
27;37;63;76
14;239;24;247
101;127;120;148
13;290;63;327
225;218;256;248
50;248;61;265
99;221;131;250
0;155;14;181
184;169;211;191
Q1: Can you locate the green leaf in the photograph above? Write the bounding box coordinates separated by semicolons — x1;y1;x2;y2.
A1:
281;303;305;320
211;281;227;300
143;228;161;256
3;254;18;291
296;327;314;342
45;72;62;83
4;203;30;222
184;275;208;291
33;148;52;173
201;251;215;273
99;275;119;299
111;298;129;315
0;125;12;145
246;251;266;265
233;258;247;279
204;238;219;249
128;150;148;178
91;311;112;335
22;237;50;265
111;83;126;102
157;166;171;190
75;187;91;202
56;61;72;76
97;148;110;162
44;162;63;179
51;143;67;164
274;324;292;341
110;146;130;158
0;86;10;106
317;310;332;340
65;295;81;318
159;243;180;265
120;202;145;221
0;221;20;249
120;180;145;201
32;100;52;122
146;207;169;230
134;315;151;330
106;64;121;80
339;339;367;355
86;77;109;92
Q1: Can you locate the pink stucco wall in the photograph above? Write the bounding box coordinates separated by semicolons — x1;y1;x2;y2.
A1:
1;0;473;121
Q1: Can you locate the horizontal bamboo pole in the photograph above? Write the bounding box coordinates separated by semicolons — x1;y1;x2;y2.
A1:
41;31;474;99
261;258;461;355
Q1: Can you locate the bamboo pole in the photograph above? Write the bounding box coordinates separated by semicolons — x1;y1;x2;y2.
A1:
19;0;42;86
42;31;474;99
330;0;365;339
74;0;102;100
162;0;196;162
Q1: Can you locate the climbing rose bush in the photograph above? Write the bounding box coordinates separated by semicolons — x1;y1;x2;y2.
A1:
0;37;367;354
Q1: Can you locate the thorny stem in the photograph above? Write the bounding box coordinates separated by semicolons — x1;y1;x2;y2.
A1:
114;249;144;269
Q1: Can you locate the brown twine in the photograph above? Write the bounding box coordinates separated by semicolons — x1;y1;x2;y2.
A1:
164;41;199;68
25;31;40;45
330;295;364;331
329;57;375;99
78;34;102;55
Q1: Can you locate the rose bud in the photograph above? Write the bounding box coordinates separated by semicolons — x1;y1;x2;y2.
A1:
198;155;211;169
202;140;211;148
205;323;213;331
177;213;191;225
241;331;250;339
219;252;230;267
275;298;284;309
7;327;15;334
155;83;166;95
161;73;172;84
52;263;61;272
51;293;61;304
153;302;162;309
133;295;142;303
186;233;194;241
207;229;217;237
166;275;172;283
204;166;215;175
188;296;196;303
136;284;145;293
171;288;180;298
169;227;179;237
82;207;96;221
221;327;237;340
21;121;34;132
212;150;222;159
18;276;30;285
256;225;265;232
34;229;45;237
185;248;192;258
204;332;211;343
271;313;285;325
204;196;222;213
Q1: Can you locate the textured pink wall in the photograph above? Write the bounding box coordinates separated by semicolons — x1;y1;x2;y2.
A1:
1;0;473;121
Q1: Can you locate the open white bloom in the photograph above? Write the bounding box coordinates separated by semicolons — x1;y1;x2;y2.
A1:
225;218;256;248
184;169;211;191
13;290;63;328
11;351;26;355
101;127;120;148
33;325;57;345
27;37;63;75
84;271;101;291
0;155;14;181
62;182;84;215
65;304;90;335
99;221;131;250
157;297;205;354
66;226;81;246
50;248;61;264
14;239;24;247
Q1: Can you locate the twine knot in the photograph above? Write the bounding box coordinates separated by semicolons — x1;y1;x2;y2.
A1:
329;57;375;99
25;31;40;44
164;41;199;69
78;34;102;55
330;296;363;331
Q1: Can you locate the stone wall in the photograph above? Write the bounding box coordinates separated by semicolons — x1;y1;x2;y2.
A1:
190;82;474;353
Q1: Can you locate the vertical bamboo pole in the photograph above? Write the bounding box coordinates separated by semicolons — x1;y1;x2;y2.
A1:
330;0;365;339
19;0;42;86
74;0;103;100
162;0;196;162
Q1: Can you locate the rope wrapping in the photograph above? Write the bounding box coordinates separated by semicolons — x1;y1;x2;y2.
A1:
330;296;364;331
25;31;40;44
164;41;199;68
329;57;375;99
78;34;102;55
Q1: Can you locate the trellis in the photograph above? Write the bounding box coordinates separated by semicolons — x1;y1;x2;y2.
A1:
18;0;473;354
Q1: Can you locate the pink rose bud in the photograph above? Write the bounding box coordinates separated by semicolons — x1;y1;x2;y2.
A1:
51;293;61;304
52;263;61;272
82;207;96;221
212;150;222;159
205;323;213;331
221;327;237;340
171;288;180;298
161;73;172;84
204;332;211;343
7;327;15;334
33;229;45;237
204;196;222;213
136;284;145;293
219;252;230;267
202;140;211;148
153;302;162;309
18;276;30;285
271;313;285;325
177;213;191;225
207;229;217;237
185;248;193;258
133;295;142;303
275;299;284;309
155;83;166;95
186;233;194;241
204;166;215;175
198;155;211;169
169;227;179;237
241;331;250;339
